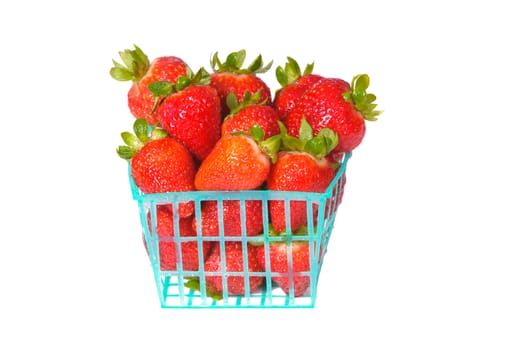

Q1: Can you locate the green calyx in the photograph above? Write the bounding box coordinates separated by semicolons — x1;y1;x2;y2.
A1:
275;57;314;88
147;67;211;113
210;49;273;74
250;125;282;164
249;225;311;246
110;44;150;83
232;125;281;163
184;278;223;301
278;117;338;159
342;74;383;121
116;118;167;160
225;89;266;117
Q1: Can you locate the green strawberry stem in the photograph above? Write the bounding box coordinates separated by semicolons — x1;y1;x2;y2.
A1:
116;119;167;160
248;225;311;246
225;90;266;117
210;49;273;74
342;74;382;121
148;67;211;114
278;118;338;159
232;125;281;163
275;57;314;88
184;278;223;301
249;125;281;163
110;45;150;82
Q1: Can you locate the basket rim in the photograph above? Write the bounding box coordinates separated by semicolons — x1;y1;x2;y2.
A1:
128;152;351;202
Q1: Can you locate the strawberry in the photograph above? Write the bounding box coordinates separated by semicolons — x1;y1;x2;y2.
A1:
267;119;338;232
194;126;281;191
149;68;221;161
285;74;382;156
145;206;212;271
221;91;280;139
110;45;189;125
203;242;264;296
273;57;324;120
193;199;263;237
256;226;312;297
210;49;273;117
117;119;196;217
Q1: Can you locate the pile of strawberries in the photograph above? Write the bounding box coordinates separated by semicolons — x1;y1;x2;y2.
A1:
111;46;381;298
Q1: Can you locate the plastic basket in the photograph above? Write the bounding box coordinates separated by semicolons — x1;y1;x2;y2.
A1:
128;152;351;308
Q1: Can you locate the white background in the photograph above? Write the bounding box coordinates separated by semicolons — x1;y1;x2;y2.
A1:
1;0;512;349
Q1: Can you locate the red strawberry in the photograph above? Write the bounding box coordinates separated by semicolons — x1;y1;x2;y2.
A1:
193;199;263;237
203;242;264;296
110;45;189;125
267;119;338;232
194;126;281;191
256;226;312;297
221;91;280;139
145;206;212;271
149;68;221;161
210;50;273;117
285;74;382;155
273;57;323;120
117;119;196;217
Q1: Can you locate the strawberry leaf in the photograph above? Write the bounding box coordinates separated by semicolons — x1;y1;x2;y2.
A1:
116;146;136;160
246;54;263;72
116;119;167;161
110;45;150;83
226;92;239;113
226;90;263;117
210;52;222;71
303;62;314;76
259;134;282;164
110;62;133;81
278;121;303;151
304;136;327;158
279;118;338;159
226;50;246;70
344;74;383;121
121;131;143;149
184;278;223;301
190;67;211;85
275;57;314;87
211;49;272;74
275;66;289;87
133;118;149;143
256;59;273;74
250;125;265;142
175;76;192;91
353;73;370;92
299;117;313;145
316;128;338;154
150;128;168;140
285;57;301;79
148;81;174;97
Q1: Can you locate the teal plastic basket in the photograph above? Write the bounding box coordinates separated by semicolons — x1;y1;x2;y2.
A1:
128;152;351;308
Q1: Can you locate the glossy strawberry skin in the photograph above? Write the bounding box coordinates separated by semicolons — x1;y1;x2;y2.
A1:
221;105;280;139
267;152;336;232
157;84;221;161
193;200;263;237
145;206;212;271
210;73;272;117
128;56;188;125
256;241;311;297
131;137;196;217
285;78;366;153
194;134;270;191
273;74;324;120
204;242;264;296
